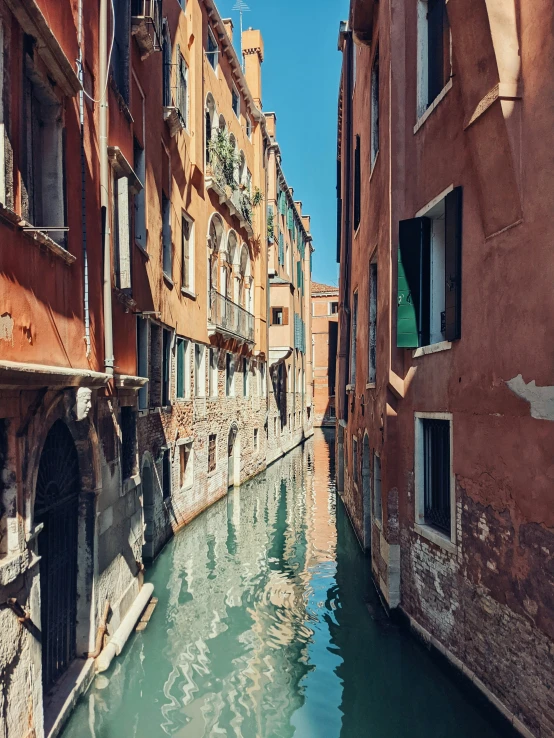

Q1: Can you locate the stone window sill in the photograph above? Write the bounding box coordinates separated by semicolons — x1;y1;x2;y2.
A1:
413;341;452;358
20;221;75;265
369;150;379;180
415;522;456;554
135;240;149;259
366;381;376;389
181;287;197;299
346;384;355;393
122;473;141;495
163;273;174;289
414;78;453;134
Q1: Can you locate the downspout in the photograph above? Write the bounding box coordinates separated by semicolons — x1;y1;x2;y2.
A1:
77;0;90;358
99;0;114;375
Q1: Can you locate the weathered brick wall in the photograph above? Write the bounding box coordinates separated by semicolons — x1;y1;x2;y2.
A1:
138;346;268;559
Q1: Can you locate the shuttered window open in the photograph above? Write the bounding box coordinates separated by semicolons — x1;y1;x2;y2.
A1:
397;217;430;348
354;135;361;231
444;187;462;341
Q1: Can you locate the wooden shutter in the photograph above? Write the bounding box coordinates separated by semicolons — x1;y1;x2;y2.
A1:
282;307;289;325
116;176;131;290
444;186;462;341
397;217;430;347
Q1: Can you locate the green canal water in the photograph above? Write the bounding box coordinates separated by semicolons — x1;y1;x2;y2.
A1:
63;429;509;738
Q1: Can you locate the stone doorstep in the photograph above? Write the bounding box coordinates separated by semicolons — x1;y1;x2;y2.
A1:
43;658;95;738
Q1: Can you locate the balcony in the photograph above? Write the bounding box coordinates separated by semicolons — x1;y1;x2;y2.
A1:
209;290;255;344
131;0;163;60
205;159;254;237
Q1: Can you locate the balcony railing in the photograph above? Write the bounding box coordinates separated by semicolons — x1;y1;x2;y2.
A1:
209;289;254;343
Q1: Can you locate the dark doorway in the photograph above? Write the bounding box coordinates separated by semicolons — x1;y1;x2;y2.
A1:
35;420;80;693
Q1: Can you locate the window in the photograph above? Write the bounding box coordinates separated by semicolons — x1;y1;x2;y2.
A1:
246;116;252;139
353;134;361;230
350;292;358;385
181;213;194;292
415;415;453;540
120;407;137;480
22;48;66;245
329;302;338;315
329;404;336;419
162;328;171;406
226;353;234;396
162;448;171;499
176;337;190;399
208;434;217;473
260;362;266;397
149;322;162;407
114;173;132;290
162;22;171;107
112;0;130;102
137;317;149;409
371;52;379;169
134;138;146;249
373;453;382;523
352;43;357;91
271;307;288;326
195;344;206;397
162;193;171;277
254;428;259;452
417;0;451;116
206;28;218;70
369;263;378;383
177;53;188;128
397;187;462;348
180;442;193;489
209;348;218;397
243;358;249;397
232;85;240;118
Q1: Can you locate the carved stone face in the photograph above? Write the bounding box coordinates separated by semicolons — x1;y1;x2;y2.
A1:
75;387;92;421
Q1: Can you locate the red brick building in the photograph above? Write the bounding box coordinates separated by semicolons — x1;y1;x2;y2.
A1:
311;282;338;427
336;1;554;736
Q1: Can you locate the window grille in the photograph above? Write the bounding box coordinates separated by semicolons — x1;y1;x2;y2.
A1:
208;434;217;473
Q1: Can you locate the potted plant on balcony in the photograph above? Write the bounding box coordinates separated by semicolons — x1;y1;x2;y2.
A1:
208;129;239;194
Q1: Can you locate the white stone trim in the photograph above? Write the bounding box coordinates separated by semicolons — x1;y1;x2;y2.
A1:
413;341;452;358
414;78;453;134
415;185;454;217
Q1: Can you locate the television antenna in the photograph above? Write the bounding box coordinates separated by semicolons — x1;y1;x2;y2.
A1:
232;0;250;70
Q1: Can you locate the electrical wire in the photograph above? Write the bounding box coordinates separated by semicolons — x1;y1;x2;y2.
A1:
77;0;116;104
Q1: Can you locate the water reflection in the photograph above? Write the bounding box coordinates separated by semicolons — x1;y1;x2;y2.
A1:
63;429;507;738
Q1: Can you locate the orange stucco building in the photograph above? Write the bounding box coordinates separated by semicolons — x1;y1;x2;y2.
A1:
0;0;312;735
311;282;339;427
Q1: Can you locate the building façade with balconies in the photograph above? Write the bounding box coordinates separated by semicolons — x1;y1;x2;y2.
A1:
265;113;314;463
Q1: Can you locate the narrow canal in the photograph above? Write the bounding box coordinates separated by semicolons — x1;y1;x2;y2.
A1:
63;430;508;738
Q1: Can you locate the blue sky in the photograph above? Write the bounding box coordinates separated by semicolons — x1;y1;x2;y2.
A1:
215;0;348;287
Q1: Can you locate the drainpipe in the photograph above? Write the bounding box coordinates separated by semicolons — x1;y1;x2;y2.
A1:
99;0;114;375
77;0;90;358
96;583;154;672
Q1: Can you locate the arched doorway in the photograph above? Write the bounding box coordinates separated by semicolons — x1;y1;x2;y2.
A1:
142;459;155;561
35;420;80;693
362;435;371;551
228;425;240;488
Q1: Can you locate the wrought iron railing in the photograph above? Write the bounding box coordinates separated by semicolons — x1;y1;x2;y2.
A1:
209;289;254;343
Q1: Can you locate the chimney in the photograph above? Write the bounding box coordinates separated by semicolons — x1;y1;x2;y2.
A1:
222;18;233;43
265;111;277;139
295;200;303;217
242;28;264;108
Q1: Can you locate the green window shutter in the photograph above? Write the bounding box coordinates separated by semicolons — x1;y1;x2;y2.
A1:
279;191;286;215
287;207;293;231
397;217;430;348
444;187;463;341
278;233;284;265
177;339;185;397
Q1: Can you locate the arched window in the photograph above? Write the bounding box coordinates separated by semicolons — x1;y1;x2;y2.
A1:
226;230;238;300
208;213;224;294
162;21;172;108
229;134;238;185
239;151;246;187
239;244;251;311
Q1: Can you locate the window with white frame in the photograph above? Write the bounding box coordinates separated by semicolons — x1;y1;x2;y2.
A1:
114;173;132;290
417;0;451;118
176;337;191;399
415;413;454;541
246;115;252;139
373;452;382;523
179;442;193;489
368;262;378;383
162;192;171;278
22;49;66;245
371;51;380;169
206;27;218;70
194;344;206;397
232;85;240;118
181;212;194;292
209;347;218;397
329;301;338;315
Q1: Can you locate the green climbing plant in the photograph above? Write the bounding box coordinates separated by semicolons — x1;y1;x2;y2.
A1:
208;128;240;190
